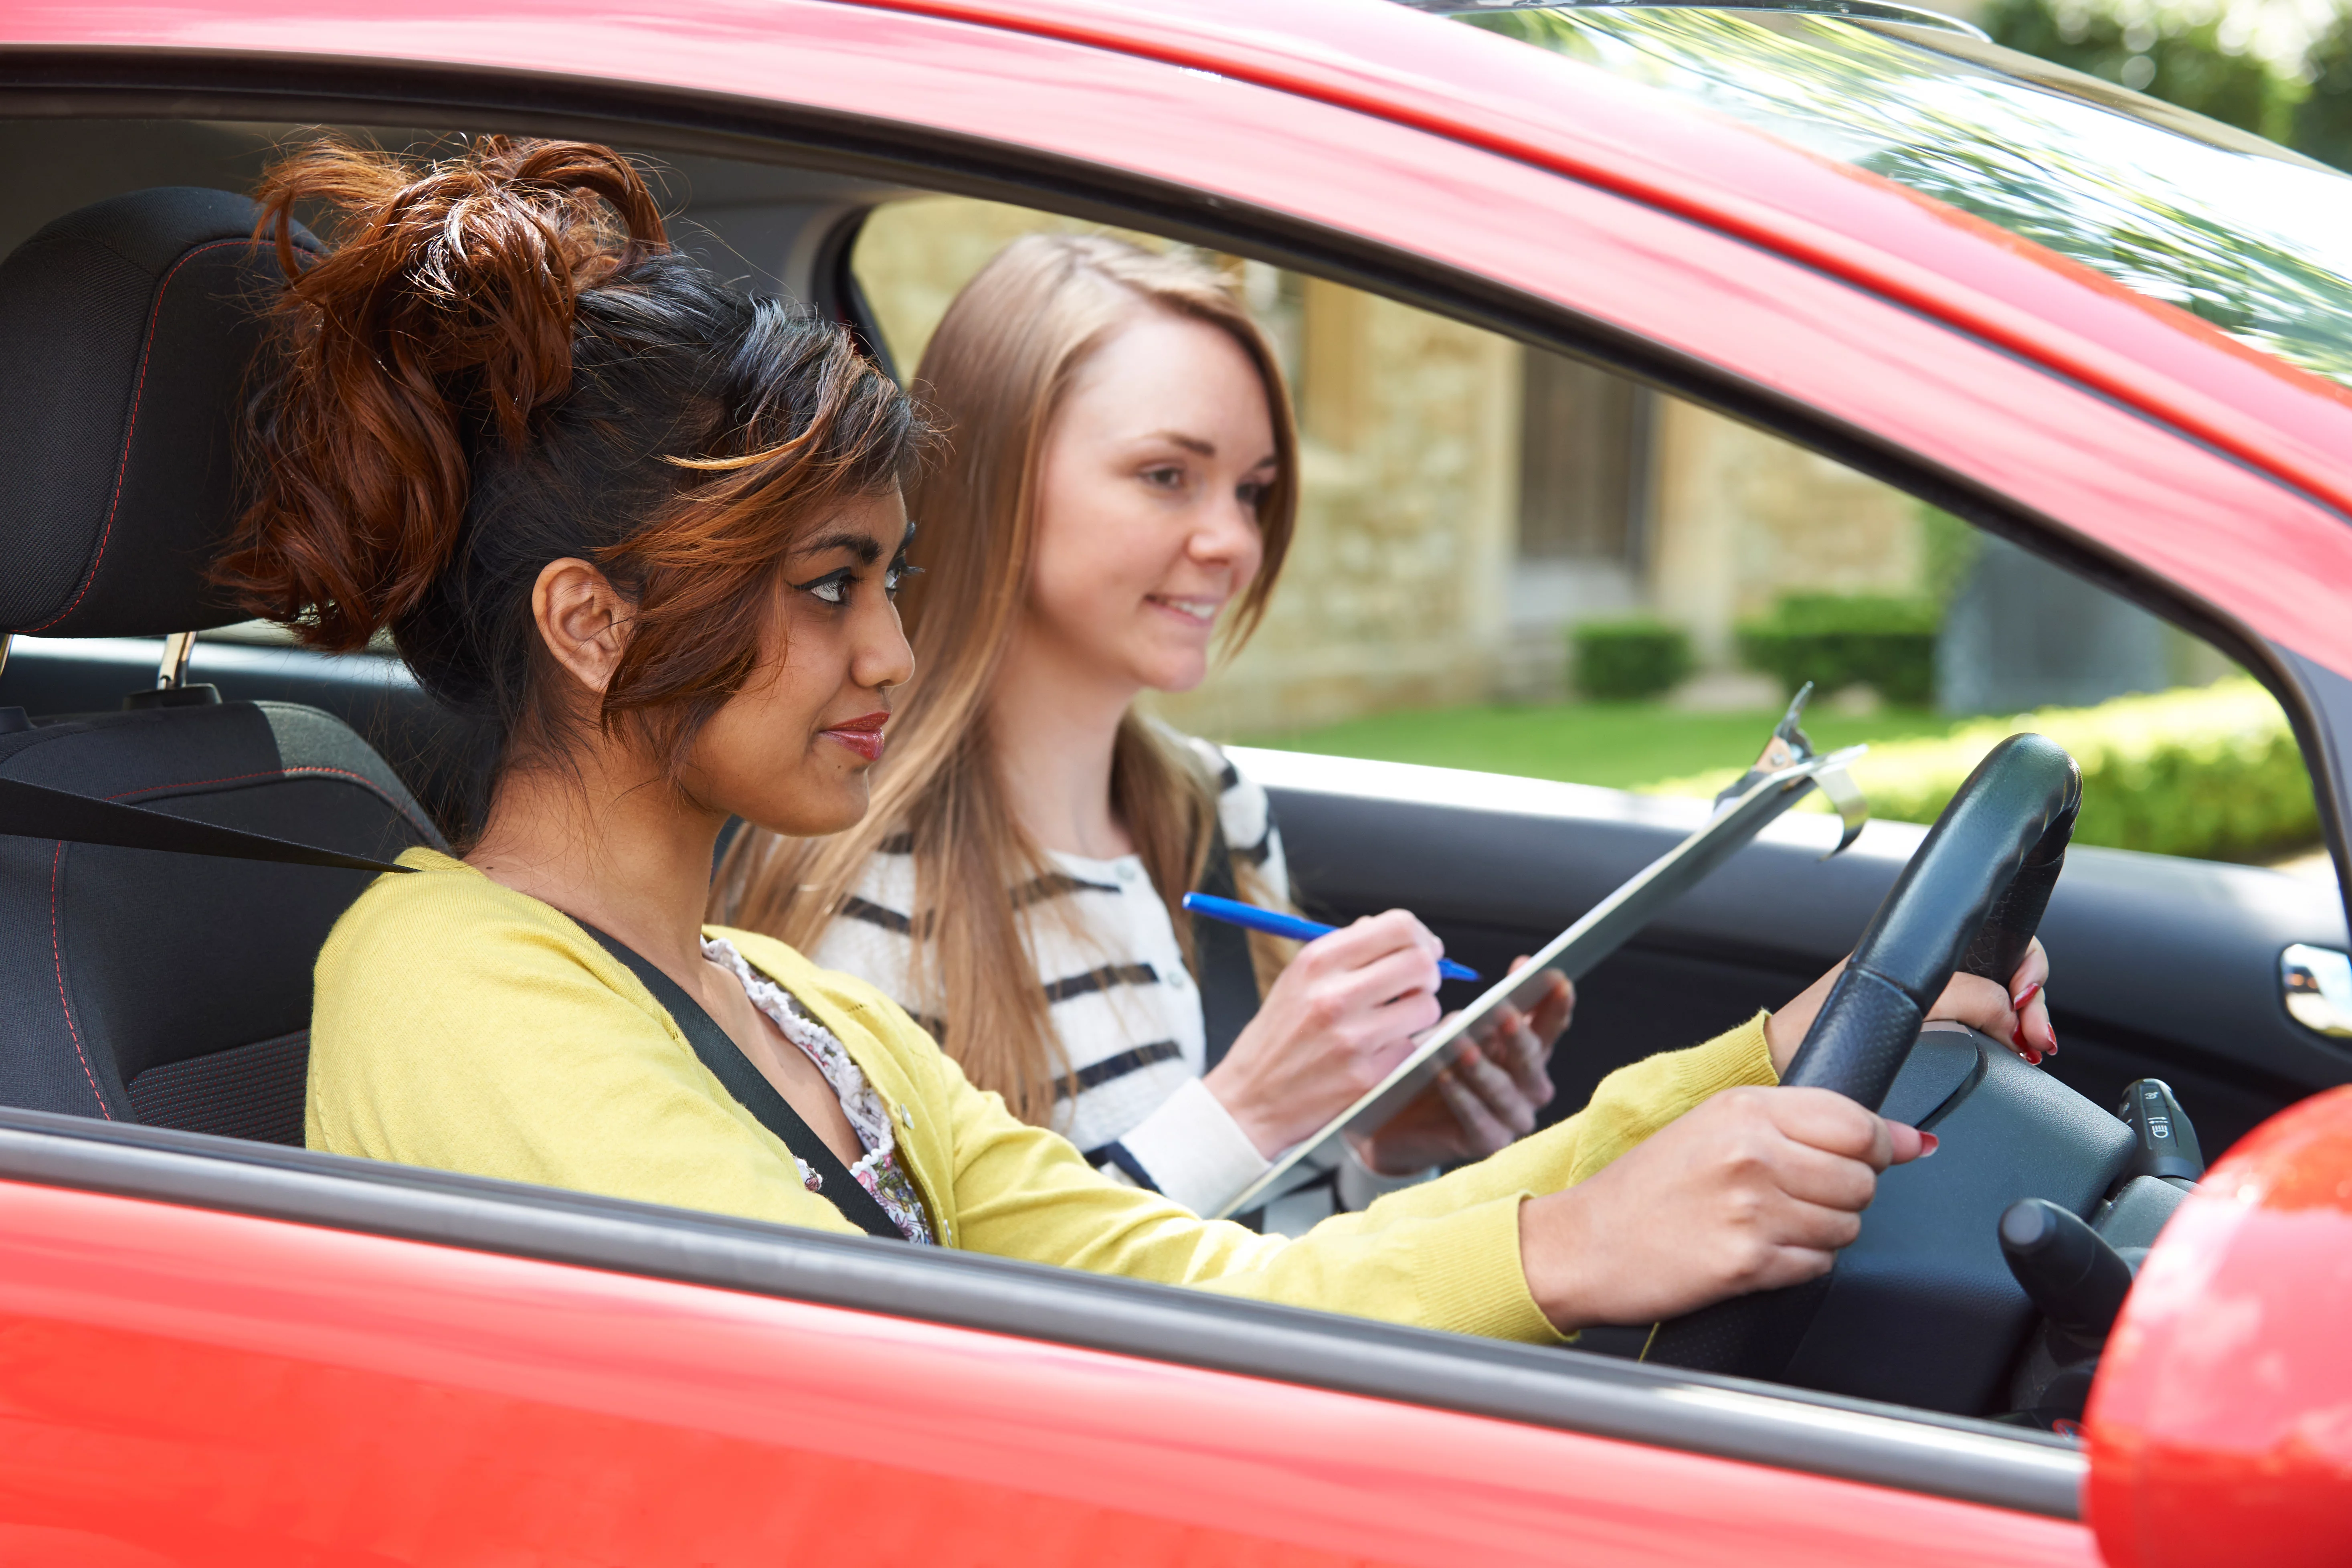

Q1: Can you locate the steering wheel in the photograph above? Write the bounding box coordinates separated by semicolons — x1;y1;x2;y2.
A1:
1645;732;2083;1380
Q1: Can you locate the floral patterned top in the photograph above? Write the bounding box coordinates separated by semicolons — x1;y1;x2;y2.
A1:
700;935;936;1245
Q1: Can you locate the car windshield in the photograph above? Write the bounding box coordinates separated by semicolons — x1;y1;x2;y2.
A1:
1456;6;2352;388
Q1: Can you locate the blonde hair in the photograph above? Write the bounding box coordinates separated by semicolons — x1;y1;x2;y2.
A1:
716;233;1299;1124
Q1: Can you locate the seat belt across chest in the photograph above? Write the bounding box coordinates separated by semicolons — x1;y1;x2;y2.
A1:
579;923;908;1244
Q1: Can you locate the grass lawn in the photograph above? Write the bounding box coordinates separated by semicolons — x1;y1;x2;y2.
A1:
1240;702;1958;792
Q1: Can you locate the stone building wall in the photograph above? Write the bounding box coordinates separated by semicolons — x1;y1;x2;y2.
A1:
1649;402;1924;666
855;197;1160;374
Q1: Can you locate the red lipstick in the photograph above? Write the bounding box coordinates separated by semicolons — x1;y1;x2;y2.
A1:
821;711;890;763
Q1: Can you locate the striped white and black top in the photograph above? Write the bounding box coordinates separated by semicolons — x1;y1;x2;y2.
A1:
810;736;1298;1218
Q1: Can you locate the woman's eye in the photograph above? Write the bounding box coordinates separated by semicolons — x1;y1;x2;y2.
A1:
803;572;852;605
1237;480;1270;509
1142;464;1185;491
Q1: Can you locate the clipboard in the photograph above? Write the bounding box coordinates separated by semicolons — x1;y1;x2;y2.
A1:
1214;694;1867;1221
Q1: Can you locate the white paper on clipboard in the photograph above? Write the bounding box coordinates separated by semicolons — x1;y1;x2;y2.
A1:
1213;744;1868;1221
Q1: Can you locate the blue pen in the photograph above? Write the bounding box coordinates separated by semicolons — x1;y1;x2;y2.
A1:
1181;892;1481;983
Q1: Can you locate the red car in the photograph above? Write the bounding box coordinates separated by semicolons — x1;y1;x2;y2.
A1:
0;1;2345;1563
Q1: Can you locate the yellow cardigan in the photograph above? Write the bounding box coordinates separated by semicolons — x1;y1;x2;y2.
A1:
309;848;1776;1345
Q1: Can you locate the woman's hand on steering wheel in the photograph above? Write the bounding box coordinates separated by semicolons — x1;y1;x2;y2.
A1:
1762;937;2056;1074
1516;1083;1933;1331
1349;959;1570;1175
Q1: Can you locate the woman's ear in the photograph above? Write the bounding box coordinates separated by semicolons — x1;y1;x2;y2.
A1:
531;557;634;695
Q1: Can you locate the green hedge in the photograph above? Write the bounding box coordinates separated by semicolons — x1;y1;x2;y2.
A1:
1573;617;1693;702
1644;678;2319;862
1736;593;1941;707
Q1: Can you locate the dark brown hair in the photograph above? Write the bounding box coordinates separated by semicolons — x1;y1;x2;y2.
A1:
215;135;922;814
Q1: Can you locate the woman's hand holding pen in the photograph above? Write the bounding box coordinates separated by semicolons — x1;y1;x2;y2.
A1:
1204;916;1570;1167
1204;909;1454;1160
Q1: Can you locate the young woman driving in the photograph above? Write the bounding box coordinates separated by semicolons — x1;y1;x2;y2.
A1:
255;138;2055;1345
714;236;2058;1226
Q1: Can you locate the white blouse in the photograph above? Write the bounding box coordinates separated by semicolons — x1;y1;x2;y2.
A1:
702;934;934;1244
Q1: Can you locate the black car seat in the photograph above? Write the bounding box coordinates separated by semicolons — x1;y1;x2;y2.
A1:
0;187;446;1144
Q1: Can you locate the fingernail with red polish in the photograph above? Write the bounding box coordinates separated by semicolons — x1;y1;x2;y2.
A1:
2012;981;2042;1011
2012;1026;2030;1052
1917;1131;1940;1159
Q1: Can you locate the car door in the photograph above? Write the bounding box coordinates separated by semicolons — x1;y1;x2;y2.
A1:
2;0;2348;1558
0;1106;2093;1566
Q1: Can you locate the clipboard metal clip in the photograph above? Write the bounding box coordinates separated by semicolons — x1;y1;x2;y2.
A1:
1712;681;1870;859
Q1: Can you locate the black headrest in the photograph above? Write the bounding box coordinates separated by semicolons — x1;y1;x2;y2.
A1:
0;187;318;638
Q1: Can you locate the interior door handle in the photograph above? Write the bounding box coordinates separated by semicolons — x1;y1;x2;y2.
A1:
2281;943;2352;1038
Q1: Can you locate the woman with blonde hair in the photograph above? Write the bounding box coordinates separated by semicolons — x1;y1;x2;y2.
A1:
716;234;2060;1226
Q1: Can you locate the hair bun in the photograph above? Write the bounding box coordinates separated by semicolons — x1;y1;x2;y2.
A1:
220;135;669;649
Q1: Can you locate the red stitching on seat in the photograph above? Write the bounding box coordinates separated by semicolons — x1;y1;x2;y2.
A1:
48;840;114;1120
24;237;265;634
108;763;376;798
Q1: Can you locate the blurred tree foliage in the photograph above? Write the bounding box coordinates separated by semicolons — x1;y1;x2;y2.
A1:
2292;11;2352;169
1982;0;2352;169
1982;0;2281;136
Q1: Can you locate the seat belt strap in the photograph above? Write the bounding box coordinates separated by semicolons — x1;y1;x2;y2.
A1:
0;775;413;873
578;923;907;1244
1192;821;1261;1074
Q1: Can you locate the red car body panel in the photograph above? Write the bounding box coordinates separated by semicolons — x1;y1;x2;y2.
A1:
0;0;2345;1560
0;1180;2099;1567
2087;1085;2352;1568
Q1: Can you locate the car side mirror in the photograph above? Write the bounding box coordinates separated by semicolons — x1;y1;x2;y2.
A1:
2085;1084;2352;1567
